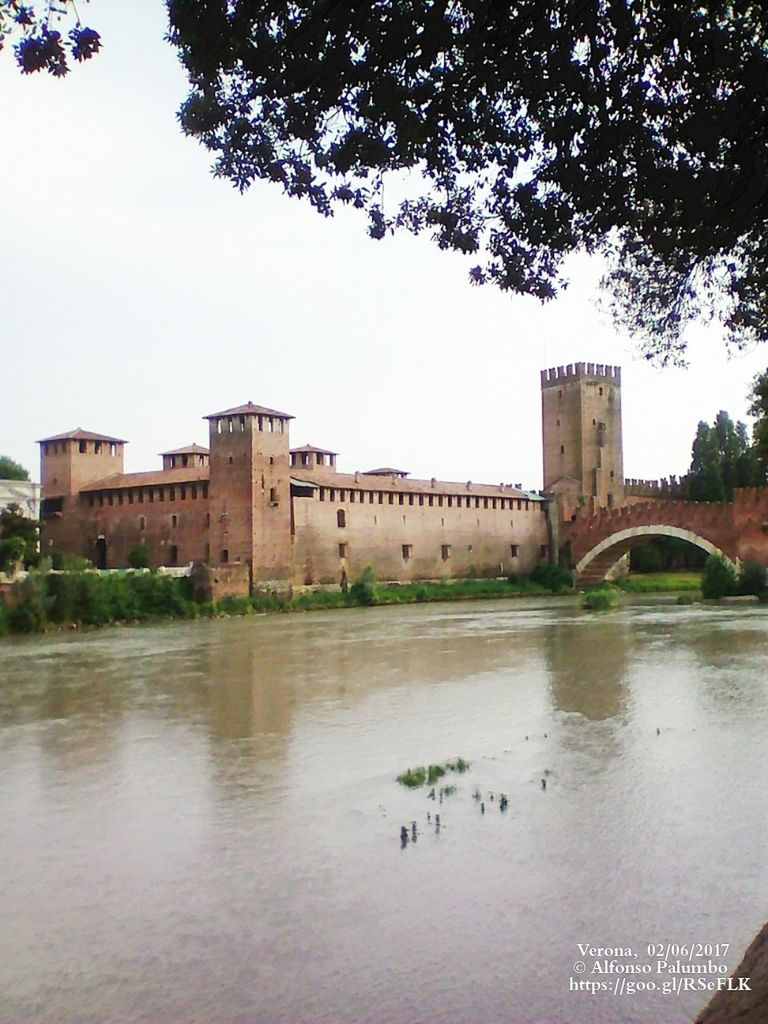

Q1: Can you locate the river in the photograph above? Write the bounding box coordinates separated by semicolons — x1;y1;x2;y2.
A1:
1;597;767;1024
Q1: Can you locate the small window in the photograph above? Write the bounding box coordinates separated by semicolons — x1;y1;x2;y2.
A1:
467;544;473;554
560;445;565;454
510;544;519;557
319;488;325;502
441;544;451;561
228;455;234;465
399;494;404;505
483;498;489;509
269;487;278;505
388;493;394;504
138;490;144;504
88;494;94;507
139;516;146;530
447;496;453;508
329;488;336;501
350;491;356;503
418;495;424;506
191;485;197;499
98;494;104;507
402;544;412;561
108;493;114;506
428;495;434;507
180;485;186;500
202;484;208;499
79;440;87;453
171;514;178;528
338;542;347;558
337;509;346;528
158;488;164;502
169;487;176;501
205;512;211;528
438;495;443;507
95;442;102;454
339;489;345;501
128;491;133;505
556;419;560;426
239;415;246;430
599;386;604;396
221;549;229;563
169;545;178;565
149;490;154;503
610;470;615;479
182;454;189;467
269;456;274;465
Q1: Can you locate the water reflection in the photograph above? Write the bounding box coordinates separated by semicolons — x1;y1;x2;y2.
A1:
545;617;631;721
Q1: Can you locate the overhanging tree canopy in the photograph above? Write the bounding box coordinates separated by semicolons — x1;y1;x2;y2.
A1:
168;1;768;363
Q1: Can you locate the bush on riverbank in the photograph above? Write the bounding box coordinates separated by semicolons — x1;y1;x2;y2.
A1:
701;555;738;599
0;563;578;638
582;587;619;611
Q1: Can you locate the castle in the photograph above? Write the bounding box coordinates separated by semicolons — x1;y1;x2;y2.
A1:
38;363;624;594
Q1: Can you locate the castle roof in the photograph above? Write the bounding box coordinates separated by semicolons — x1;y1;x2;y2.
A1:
205;401;293;420
37;428;127;445
290;468;538;500
364;467;409;477
159;443;210;456
79;466;210;492
290;444;338;455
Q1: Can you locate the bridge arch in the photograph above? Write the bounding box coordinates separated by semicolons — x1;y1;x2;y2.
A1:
574;524;736;583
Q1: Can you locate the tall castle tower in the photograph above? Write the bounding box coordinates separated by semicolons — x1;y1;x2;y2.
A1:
205;402;293;584
541;363;624;517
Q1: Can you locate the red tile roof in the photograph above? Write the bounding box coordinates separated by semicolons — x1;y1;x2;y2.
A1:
290;444;338;455
79;467;210;492
37;428;127;444
160;443;210;456
205;401;293;420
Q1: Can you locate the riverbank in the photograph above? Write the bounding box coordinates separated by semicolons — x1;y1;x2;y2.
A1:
695;921;768;1023
0;565;574;637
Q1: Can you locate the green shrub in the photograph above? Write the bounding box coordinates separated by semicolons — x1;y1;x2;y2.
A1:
701;554;738;599
7;574;49;633
427;763;447;784
582;588;618;611
676;594;695;605
529;562;573;593
758;589;768;605
396;767;427;788
738;561;766;596
350;565;378;606
128;541;152;569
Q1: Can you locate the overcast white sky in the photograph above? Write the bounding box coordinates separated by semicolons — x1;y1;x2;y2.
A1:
2;2;767;490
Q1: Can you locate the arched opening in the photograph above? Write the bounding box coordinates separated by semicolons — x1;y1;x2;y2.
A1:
95;535;107;570
574;525;734;584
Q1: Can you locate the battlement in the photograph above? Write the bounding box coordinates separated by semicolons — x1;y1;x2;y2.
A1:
624;475;686;497
540;362;621;387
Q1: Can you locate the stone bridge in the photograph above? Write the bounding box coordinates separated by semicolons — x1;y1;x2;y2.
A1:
561;489;768;584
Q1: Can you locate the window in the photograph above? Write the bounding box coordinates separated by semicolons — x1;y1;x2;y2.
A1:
269;456;275;465
269;487;278;505
560;445;565;454
170;487;176;501
139;516;146;530
149;490;154;503
182;455;189;467
399;493;404;505
205;543;210;560
409;494;414;506
202;484;208;499
438;495;443;507
79;440;87;453
388;493;394;504
128;491;133;505
428;495;434;507
329;489;336;501
88;495;95;507
95;442;102;454
228;455;234;465
599;386;604;396
138;490;144;504
338;543;347;558
510;544;519;557
441;544;451;561
337;509;346;528
350;491;356;503
108;493;114;506
319;488;325;501
171;515;178;528
98;494;104;507
402;544;412;561
483;498;489;509
205;512;210;528
239;415;246;430
221;549;229;563
610;470;615;479
169;545;178;565
191;485;197;499
180;485;186;500
158;488;164;502
339;489;345;501
418;495;424;506
118;493;123;506
447;496;453;508
468;544;473;554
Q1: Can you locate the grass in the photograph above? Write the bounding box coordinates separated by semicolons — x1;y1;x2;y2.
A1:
396;757;472;788
582;587;619;611
613;572;702;593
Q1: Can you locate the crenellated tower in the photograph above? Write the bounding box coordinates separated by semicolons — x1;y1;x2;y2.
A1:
205;402;293;584
541;362;624;517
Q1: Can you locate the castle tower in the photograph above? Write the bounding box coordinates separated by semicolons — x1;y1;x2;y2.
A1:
541;363;624;517
205;402;293;585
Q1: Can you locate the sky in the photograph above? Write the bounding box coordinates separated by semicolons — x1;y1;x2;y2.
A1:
2;2;767;491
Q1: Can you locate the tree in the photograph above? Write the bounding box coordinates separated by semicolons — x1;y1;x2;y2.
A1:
748;369;768;479
683;412;759;502
0;503;39;570
0;455;29;480
168;2;768;363
701;554;737;600
0;1;100;76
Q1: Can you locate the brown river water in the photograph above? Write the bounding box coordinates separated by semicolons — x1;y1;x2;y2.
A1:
1;597;767;1024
